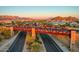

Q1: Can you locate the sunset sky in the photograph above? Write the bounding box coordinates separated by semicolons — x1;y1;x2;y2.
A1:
0;6;79;18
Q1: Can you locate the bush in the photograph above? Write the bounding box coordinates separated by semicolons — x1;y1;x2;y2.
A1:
0;37;2;41
0;35;4;41
2;30;11;39
34;39;42;44
0;28;11;39
26;37;42;51
26;33;42;52
30;42;41;52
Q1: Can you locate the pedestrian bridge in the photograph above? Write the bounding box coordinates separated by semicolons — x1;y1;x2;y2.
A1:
12;26;71;35
1;26;78;51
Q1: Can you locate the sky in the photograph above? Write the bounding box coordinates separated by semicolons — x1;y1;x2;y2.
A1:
0;6;79;18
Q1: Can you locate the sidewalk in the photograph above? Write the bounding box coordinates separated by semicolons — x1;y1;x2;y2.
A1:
0;32;20;52
49;34;69;52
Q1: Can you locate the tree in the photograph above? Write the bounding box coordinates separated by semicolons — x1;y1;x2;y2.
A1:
15;20;23;26
30;42;41;52
0;23;3;26
75;19;79;23
11;21;15;25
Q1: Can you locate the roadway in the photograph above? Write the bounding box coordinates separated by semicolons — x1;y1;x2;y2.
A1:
40;34;63;52
7;32;26;52
7;31;63;52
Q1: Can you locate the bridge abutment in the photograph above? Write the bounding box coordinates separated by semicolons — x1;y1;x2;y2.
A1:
32;28;36;40
70;30;77;51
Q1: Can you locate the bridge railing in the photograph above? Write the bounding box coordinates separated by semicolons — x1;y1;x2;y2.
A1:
6;26;71;35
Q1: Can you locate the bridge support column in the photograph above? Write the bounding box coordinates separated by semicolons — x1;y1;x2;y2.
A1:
10;27;14;37
70;30;77;51
32;28;36;40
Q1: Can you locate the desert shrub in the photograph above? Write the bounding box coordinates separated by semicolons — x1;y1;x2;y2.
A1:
30;42;41;52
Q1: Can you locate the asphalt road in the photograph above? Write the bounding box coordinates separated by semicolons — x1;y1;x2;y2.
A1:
7;32;26;52
40;34;63;52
